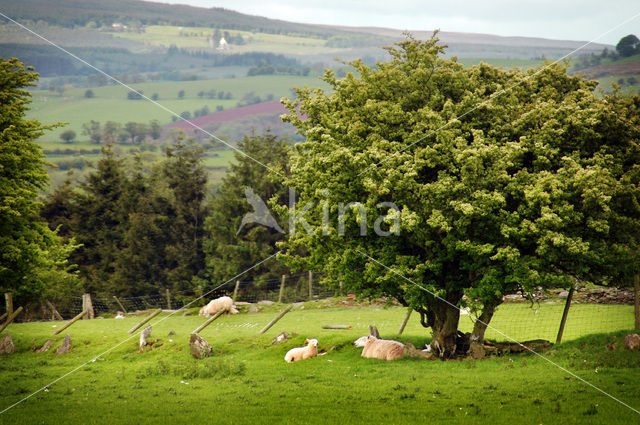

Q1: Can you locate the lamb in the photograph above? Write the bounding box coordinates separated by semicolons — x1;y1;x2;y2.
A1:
284;338;318;363
361;335;405;361
199;296;239;316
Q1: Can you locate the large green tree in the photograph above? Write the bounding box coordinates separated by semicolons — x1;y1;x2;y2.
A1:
616;34;640;57
0;57;79;303
279;35;640;358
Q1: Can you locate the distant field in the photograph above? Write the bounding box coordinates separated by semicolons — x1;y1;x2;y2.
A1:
28;75;326;140
595;75;640;94
113;25;346;56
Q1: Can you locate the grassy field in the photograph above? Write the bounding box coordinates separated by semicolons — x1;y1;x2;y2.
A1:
595;75;640;94
0;303;638;424
28;75;327;141
113;25;348;55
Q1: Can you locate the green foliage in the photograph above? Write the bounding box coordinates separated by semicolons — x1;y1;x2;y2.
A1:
41;140;209;296
616;34;640;58
280;35;640;356
81;120;101;143
203;133;291;287
59;129;76;143
127;90;143;100
0;57;79;300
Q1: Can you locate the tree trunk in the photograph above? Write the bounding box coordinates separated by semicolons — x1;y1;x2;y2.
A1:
468;298;501;359
429;292;464;359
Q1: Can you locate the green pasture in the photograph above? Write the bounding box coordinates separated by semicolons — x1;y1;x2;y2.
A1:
112;25;344;55
28;75;325;140
594;75;640;94
0;303;638;424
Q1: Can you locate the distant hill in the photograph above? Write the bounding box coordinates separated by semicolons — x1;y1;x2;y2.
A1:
0;0;345;37
0;0;611;61
336;26;612;59
577;62;640;78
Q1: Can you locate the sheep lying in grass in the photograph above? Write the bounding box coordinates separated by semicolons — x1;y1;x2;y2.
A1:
355;325;381;347
199;296;239;316
361;335;405;361
284;338;318;363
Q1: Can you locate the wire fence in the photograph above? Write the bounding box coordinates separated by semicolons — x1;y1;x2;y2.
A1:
3;277;637;344
55;271;336;317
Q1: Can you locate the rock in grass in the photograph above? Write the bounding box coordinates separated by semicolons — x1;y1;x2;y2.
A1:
272;332;290;344
0;333;15;354
56;334;72;355
189;333;212;359
37;339;56;353
624;334;640;351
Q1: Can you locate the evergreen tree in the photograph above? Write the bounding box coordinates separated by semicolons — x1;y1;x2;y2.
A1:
203;133;291;288
162;140;209;292
0;57;79;302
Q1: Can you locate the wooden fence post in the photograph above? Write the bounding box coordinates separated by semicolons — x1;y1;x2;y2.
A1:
398;308;413;335
45;300;64;321
308;271;313;301
634;274;639;330
259;304;293;335
82;294;94;320
113;296;127;314
128;309;162;334
232;280;240;303
339;281;343;296
197;285;204;306
166;288;172;310
192;308;227;335
556;284;576;344
53;309;85;335
0;306;23;334
5;293;13;318
278;275;286;303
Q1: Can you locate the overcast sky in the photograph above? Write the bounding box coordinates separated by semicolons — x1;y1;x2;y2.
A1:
147;0;640;45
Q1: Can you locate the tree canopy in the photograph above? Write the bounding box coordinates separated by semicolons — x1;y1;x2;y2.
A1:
280;35;640;358
203;133;292;288
616;34;640;57
0;57;79;303
42;140;209;297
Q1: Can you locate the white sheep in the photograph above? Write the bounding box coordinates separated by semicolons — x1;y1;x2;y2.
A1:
284;338;318;363
199;296;239;316
354;336;368;347
361;335;405;361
